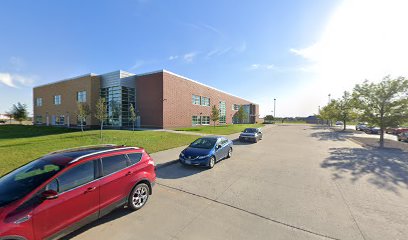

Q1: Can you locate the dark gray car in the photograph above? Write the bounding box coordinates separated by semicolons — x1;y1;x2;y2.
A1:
239;128;263;143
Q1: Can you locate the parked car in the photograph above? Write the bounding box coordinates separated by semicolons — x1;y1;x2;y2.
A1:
355;122;368;131
386;127;397;134
0;119;6;124
0;145;156;240
179;136;233;168
335;121;344;125
393;127;408;135
364;126;380;134
397;132;408;142
239;128;263;143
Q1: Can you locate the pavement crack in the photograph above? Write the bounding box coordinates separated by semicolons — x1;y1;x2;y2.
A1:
157;182;342;240
333;181;367;240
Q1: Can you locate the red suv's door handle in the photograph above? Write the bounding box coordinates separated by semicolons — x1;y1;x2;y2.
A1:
84;187;96;193
125;171;133;176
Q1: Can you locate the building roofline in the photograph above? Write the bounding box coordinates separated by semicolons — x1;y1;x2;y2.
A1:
138;69;256;104
33;73;98;88
33;69;257;105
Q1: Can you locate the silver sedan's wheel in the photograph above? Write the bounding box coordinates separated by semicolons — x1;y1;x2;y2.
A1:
128;183;149;211
208;156;215;169
227;148;232;158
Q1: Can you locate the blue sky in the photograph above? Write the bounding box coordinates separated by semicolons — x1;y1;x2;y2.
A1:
1;0;407;117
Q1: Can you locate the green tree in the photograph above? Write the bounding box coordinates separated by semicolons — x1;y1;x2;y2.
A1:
318;100;337;126
95;98;108;140
333;91;358;130
210;105;219;127
353;76;408;147
129;103;137;131
264;115;274;123
237;106;245;124
77;102;90;132
11;102;28;124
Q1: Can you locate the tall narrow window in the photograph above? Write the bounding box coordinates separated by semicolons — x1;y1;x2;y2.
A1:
54;95;61;105
77;91;87;103
219;101;226;124
192;95;201;105
36;98;43;107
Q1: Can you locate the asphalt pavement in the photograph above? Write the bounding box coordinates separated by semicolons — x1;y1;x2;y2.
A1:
66;124;408;240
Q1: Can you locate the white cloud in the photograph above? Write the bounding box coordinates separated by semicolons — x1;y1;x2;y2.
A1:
183;52;198;62
287;0;408;116
0;72;34;88
249;64;276;70
168;55;179;60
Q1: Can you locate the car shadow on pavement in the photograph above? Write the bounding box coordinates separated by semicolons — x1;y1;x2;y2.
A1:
321;147;408;195
61;207;133;240
232;140;255;145
156;162;208;179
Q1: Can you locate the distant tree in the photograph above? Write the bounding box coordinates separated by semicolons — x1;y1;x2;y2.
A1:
237;106;245;124
264;115;274;122
95;98;108;139
77;102;90;132
129;103;137;131
210;105;219;127
333;91;358;130
11;102;28;124
353;76;408;147
318;100;337;126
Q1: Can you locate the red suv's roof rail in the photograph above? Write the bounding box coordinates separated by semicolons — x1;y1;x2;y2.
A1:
68;146;141;164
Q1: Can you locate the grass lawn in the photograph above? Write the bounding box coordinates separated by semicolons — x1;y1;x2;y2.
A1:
175;123;264;135
0;125;198;176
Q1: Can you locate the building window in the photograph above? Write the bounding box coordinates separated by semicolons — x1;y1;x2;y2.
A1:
201;116;210;125
36;98;43;107
100;86;136;127
201;97;210;106
192;95;201;105
232;104;240;111
77;91;87;103
54;95;61;105
55;115;65;125
35;116;42;124
192;116;200;125
219;101;226;124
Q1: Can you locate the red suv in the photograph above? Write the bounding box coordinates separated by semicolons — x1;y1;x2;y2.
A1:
0;145;156;240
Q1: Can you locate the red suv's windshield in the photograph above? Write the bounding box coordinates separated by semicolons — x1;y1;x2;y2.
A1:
0;157;65;207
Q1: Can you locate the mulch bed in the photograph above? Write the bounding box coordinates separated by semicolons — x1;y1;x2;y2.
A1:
350;137;408;152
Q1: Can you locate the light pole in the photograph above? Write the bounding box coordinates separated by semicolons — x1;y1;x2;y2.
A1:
273;98;276;118
328;94;331;103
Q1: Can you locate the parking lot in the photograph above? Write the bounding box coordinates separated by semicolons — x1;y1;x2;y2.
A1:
66;125;408;240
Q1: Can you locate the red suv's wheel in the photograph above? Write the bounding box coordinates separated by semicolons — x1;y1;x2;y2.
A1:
128;183;150;211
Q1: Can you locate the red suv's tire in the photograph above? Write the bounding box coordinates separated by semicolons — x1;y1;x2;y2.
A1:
128;183;150;211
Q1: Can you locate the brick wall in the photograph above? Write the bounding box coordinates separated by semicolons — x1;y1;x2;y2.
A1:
162;72;259;128
33;75;101;126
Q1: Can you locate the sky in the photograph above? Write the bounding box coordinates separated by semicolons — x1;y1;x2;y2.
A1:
1;0;408;117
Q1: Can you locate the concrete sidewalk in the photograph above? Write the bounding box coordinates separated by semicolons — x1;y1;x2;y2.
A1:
151;124;275;168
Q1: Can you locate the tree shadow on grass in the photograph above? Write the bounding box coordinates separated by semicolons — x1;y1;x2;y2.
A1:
321;147;408;195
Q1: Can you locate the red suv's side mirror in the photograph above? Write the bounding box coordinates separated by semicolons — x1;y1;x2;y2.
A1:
41;189;59;200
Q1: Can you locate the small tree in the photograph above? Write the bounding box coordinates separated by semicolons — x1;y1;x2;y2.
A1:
237;106;245;124
318;100;337;126
353;76;408;147
210;105;219;127
77;102;90;132
333;91;357;130
11;102;28;124
264;115;274;123
95;98;108;140
129;103;137;131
